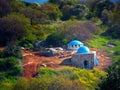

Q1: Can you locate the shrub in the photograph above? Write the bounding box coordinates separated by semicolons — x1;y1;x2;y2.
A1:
0;57;23;77
37;67;106;90
0;80;14;90
0;72;6;81
3;45;22;59
38;68;58;77
30;76;52;90
13;78;29;90
114;51;120;55
49;77;85;90
0;51;4;58
99;61;120;90
46;33;66;47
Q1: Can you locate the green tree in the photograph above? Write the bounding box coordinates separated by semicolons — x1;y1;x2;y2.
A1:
61;5;72;20
93;0;114;18
102;9;120;38
70;4;89;19
101;9;113;24
61;21;98;41
38;3;62;21
20;7;49;25
49;0;78;5
0;13;34;45
0;0;12;17
10;0;26;12
46;33;66;47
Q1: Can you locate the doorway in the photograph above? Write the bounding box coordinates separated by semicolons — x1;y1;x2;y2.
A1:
84;60;89;68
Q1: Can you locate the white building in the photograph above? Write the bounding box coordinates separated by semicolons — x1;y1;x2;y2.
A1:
67;40;84;51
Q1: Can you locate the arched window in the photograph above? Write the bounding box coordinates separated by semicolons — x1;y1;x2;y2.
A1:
75;45;77;48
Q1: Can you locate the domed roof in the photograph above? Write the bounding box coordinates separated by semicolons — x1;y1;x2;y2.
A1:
77;46;90;53
68;40;83;45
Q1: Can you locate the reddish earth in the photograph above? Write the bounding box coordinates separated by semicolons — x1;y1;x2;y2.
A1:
22;48;112;78
0;47;5;51
0;47;112;78
22;50;63;78
90;48;112;69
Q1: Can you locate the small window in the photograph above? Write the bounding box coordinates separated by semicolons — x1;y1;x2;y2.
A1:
72;45;74;47
75;45;77;47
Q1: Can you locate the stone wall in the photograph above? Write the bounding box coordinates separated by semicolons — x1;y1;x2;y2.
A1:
71;53;95;69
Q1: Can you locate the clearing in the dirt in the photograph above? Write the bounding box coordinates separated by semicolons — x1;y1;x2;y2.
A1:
22;40;112;78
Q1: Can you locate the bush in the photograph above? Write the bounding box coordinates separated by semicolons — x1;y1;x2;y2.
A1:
38;68;58;77
0;51;4;58
3;45;22;59
13;76;84;90
13;78;29;90
114;51;120;55
0;79;14;90
0;72;6;81
30;76;52;90
99;61;120;90
46;33;66;47
0;57;23;78
10;67;107;90
37;67;106;90
49;77;84;90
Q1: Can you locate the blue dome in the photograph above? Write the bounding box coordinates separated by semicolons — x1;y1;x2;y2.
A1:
21;0;49;4
68;40;83;46
77;46;90;53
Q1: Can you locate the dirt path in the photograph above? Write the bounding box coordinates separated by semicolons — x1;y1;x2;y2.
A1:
22;48;112;78
91;48;112;69
22;50;62;78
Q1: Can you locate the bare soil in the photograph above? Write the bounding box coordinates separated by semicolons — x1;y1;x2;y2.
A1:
22;48;112;78
0;46;112;78
0;47;5;51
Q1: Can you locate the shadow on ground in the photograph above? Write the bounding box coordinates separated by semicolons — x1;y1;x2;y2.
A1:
60;58;72;66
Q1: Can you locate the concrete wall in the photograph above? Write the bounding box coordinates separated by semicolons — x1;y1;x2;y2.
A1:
71;53;95;69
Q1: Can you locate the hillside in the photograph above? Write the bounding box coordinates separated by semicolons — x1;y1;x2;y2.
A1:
0;0;120;90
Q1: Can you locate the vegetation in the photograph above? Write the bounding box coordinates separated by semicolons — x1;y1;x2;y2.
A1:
99;61;120;90
0;67;106;90
0;57;23;80
0;0;120;90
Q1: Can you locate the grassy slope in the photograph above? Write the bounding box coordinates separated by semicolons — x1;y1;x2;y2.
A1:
87;35;120;62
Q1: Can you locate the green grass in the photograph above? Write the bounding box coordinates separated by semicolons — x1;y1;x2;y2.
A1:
87;35;109;48
87;35;120;63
